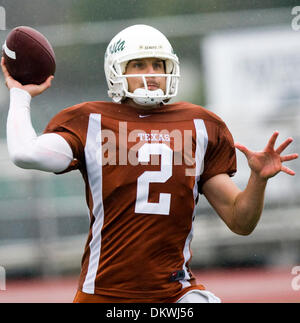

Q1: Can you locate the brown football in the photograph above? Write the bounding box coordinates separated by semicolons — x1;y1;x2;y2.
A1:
2;26;56;85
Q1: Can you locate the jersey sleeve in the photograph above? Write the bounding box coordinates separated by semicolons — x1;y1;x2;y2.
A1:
43;108;85;173
198;122;236;193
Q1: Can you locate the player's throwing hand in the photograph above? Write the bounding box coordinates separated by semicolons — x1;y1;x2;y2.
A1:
1;57;53;97
235;131;298;180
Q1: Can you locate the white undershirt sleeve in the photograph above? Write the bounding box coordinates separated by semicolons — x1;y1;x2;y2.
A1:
7;87;74;173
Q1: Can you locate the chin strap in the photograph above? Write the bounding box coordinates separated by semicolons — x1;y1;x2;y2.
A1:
132;88;164;106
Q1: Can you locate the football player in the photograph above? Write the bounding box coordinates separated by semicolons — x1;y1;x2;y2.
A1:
1;24;298;303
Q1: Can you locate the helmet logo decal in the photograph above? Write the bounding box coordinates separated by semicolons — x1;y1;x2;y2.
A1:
109;39;125;55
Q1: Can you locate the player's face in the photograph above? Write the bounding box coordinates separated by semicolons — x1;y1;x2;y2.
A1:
125;58;166;93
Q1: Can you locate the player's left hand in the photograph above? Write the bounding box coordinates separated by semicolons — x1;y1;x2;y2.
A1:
235;131;298;180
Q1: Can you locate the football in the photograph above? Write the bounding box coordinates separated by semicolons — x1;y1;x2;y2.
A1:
2;26;56;85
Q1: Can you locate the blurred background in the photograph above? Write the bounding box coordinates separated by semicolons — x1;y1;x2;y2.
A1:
0;0;299;302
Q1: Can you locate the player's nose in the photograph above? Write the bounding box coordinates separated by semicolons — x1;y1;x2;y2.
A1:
145;62;156;74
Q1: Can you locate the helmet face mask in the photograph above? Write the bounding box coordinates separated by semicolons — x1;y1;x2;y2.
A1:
104;24;180;106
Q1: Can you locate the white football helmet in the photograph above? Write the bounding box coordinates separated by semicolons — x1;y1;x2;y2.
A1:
104;24;180;106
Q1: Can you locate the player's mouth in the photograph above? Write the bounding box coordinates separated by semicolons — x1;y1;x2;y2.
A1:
145;82;160;90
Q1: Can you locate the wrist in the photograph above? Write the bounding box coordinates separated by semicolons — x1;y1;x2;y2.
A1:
10;87;32;110
250;170;268;186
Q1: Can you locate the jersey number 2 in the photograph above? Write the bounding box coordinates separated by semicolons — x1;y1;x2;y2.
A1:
134;143;173;215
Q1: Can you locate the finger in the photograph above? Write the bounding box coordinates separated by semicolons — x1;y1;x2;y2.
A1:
276;137;294;154
266;131;279;150
281;165;296;176
45;75;54;85
1;57;15;89
45;75;54;89
280;153;299;162
1;57;10;79
37;75;54;91
27;75;54;97
235;142;252;158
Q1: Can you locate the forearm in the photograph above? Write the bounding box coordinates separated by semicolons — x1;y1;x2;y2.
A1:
7;88;36;153
7;87;73;172
232;171;267;235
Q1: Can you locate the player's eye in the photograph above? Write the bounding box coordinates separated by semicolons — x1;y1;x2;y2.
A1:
153;61;164;70
132;61;145;69
153;61;165;73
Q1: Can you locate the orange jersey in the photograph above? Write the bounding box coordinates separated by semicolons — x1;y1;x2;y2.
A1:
44;101;236;301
